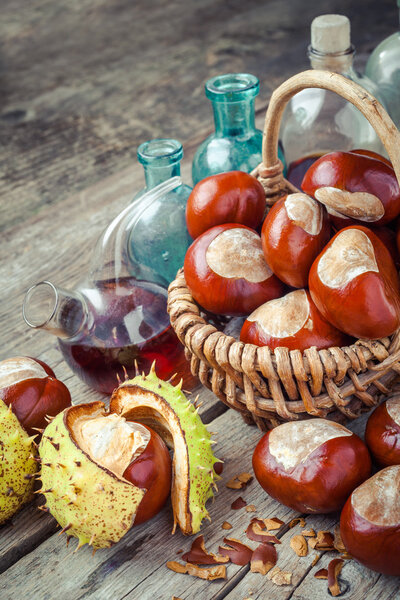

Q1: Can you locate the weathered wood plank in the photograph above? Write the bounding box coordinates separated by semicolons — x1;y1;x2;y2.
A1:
0;409;300;600
0;0;395;232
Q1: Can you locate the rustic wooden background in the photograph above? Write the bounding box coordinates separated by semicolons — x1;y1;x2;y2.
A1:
0;0;399;599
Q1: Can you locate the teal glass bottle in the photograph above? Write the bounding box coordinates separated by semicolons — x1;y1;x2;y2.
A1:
128;139;192;286
192;73;285;185
366;0;400;128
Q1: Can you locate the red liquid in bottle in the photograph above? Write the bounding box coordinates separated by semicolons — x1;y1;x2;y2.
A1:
286;153;325;189
58;278;197;394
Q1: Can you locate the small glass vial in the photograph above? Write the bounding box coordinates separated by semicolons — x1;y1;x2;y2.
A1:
128;140;192;286
366;0;400;128
280;14;387;189
192;73;285;185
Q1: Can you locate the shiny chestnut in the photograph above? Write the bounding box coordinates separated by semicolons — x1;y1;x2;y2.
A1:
240;289;351;351
261;192;330;288
0;356;71;436
185;171;265;239
302;151;400;228
365;395;400;467
184;223;285;316
340;466;400;576
308;226;400;339
253;419;371;514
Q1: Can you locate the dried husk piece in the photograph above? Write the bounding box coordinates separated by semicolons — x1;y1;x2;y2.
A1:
290;535;308;556
231;496;247;510
250;543;278;575
314;568;328;579
289;517;306;528
328;558;344;596
181;535;228;565
167;561;227;580
221;521;232;530
246;519;281;544
263;517;284;531
226;472;253;489
267;566;292;586
218;537;253;566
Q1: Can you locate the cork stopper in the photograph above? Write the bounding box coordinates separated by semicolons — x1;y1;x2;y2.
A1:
311;14;351;54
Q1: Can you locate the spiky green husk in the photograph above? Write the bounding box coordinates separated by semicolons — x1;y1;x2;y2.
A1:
38;403;146;550
0;399;37;524
110;368;220;535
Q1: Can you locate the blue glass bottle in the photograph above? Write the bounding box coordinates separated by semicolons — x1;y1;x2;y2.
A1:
192;73;285;185
128;139;192;286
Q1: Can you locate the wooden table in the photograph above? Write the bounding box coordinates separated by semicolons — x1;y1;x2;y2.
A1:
1;1;399;598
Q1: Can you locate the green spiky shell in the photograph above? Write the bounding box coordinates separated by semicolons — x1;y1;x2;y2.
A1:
38;402;146;550
110;369;220;535
0;399;37;524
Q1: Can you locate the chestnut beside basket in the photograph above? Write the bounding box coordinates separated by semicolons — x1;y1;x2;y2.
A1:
167;70;400;430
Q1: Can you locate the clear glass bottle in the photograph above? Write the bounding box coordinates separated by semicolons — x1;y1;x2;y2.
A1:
365;0;400;128
22;179;197;394
280;14;387;189
129;139;192;286
192;73;285;185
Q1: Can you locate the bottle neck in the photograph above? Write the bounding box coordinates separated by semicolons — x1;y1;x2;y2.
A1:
308;45;355;75
212;99;256;136
23;281;87;340
143;161;181;189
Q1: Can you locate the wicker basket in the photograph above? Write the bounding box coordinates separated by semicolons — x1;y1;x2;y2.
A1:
167;70;400;431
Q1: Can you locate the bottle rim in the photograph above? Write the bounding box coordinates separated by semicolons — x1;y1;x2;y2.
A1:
205;73;259;103
137;138;183;166
23;281;58;329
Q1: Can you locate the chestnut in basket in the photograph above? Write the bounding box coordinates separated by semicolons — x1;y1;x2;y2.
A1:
261;192;331;288
240;289;351;351
0;356;71;436
184;223;285;316
186;171;265;239
302;150;400;228
365;395;400;467
308;226;400;339
253;419;371;514
340;465;400;576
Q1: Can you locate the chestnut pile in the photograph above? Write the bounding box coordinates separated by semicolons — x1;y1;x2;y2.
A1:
184;150;400;348
252;403;400;577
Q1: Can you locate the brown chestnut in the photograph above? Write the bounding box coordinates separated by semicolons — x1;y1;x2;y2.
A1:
186;171;265;239
184;223;286;316
261;192;331;288
340;466;400;576
240;289;351;351
308;226;400;339
0;356;71;436
252;419;371;514
365;395;400;467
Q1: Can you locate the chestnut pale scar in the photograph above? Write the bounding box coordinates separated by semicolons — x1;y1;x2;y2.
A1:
351;466;400;526
269;419;352;470
314;187;385;222
317;229;379;288
206;228;272;282
247;289;310;338
0;356;48;388
387;397;400;424
285;193;323;235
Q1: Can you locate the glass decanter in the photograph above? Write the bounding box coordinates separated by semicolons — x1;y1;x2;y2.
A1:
192;73;285;185
128;140;192;286
365;0;400;128
22;179;197;395
280;14;387;189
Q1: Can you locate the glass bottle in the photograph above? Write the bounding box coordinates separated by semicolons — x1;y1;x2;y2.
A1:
22;179;197;395
129;139;192;286
365;0;400;128
280;14;387;189
192;73;285;185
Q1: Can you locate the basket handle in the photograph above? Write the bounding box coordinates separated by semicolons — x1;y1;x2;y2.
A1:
261;69;400;184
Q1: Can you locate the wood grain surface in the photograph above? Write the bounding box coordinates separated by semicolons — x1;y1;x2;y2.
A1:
1;0;399;598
